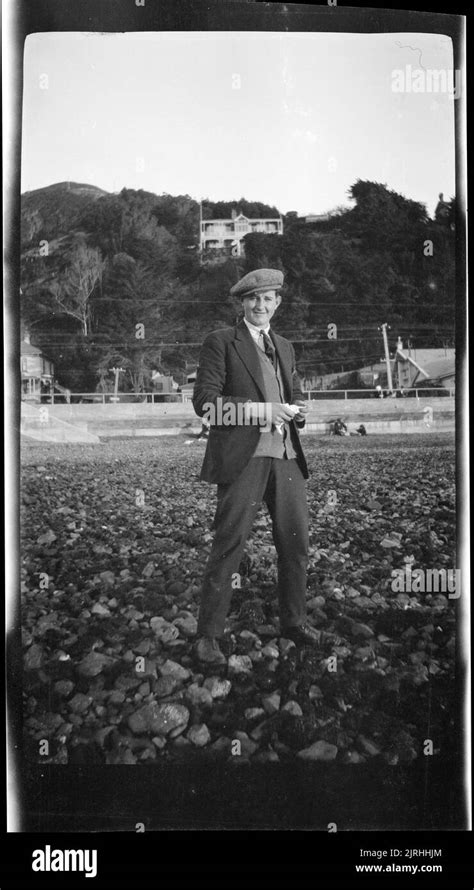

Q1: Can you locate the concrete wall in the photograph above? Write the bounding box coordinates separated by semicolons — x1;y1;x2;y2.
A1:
34;397;454;438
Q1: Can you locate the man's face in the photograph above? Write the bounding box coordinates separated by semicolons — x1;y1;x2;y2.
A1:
242;289;281;328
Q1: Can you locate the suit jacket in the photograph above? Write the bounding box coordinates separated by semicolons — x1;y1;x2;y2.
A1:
193;320;309;484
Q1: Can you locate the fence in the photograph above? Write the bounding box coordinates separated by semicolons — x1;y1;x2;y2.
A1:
25;387;454;405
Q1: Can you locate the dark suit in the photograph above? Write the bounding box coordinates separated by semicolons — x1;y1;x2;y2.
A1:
193;320;308;484
193;320;309;637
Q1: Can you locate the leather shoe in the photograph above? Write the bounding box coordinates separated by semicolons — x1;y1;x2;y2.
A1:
280;624;321;647
193;636;226;665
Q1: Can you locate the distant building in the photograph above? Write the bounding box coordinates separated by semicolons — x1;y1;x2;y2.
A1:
395;343;455;391
21;336;55;401
150;372;179;394
200;212;283;257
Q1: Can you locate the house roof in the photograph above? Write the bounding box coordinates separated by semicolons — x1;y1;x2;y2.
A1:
396;348;455;381
414;358;455;382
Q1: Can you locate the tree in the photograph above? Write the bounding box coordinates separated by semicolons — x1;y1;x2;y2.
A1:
49;238;105;336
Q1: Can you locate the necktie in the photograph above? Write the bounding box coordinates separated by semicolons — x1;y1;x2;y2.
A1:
260;331;276;367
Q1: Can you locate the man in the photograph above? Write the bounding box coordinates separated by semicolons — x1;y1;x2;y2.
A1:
333;418;348;436
192;268;319;665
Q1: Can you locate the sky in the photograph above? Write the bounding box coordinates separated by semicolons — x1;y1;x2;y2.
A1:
21;31;457;218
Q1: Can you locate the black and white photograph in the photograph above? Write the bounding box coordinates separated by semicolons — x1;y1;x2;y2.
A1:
4;0;469;885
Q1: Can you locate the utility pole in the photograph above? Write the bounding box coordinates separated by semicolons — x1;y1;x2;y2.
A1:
380;323;393;393
109;367;124;402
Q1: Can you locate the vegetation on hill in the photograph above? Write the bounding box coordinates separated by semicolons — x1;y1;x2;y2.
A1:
20;181;455;392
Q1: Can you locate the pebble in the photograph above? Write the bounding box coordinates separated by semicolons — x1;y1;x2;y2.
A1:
187;723;211;747
108;690;126;705
261;644;280;659
69;693;93;714
54;680;74;697
297;740;338;761
159;660;191;682
232;731;258;757
357;735;381;756
24;644;44;670
127;702;190;736
77;651;115;677
185;683;213;708
91;603;111;617
154;675;179;698
279;638;296;655
203;677;232;699
244;707;265;721
282;700;303;717
173;615;198;637
228;655;253;677
150;617;180;644
262;692;281;715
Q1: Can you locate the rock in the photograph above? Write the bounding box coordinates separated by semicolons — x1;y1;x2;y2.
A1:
36;611;61;633
108;690;126;705
187;723;211;747
308;685;323;701
252;748;280;763
262;692;281;715
159;659;191;682
99;570;115;587
24;643;44;670
248;649;264;663
380;534;402;548
261;644;280;659
356;735;381;757
210;736;233;757
166;581;187;597
152;736;167;750
249;717;278;743
173;615;198;637
203;677;232;700
237;630;261;653
69;693;93;714
127;702;189;736
351;622;375;639
228;655;253;677
53;680;74;697
431;594;449;610
154;675;180;698
244;707;265;721
239;599;266;626
77;651;115;677
133;640;152;656
37;529;57;545
231;731;258;757
342;749;365;764
91;602;111;616
297;740;338;761
355;646;374;661
150;617;180;644
279;638;296;655
306;596;326;610
282;700;303;717
185;683;213;708
142;561;156;579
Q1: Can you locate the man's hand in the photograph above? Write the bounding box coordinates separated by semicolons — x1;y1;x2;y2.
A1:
293;399;309;421
271;403;299;425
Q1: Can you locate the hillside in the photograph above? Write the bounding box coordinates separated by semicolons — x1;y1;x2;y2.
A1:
21;181;109;247
20;181;456;393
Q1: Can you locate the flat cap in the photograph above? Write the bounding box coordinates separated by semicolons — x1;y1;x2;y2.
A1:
230;268;284;299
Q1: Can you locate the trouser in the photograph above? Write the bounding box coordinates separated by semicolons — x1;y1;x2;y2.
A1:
197;457;309;638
